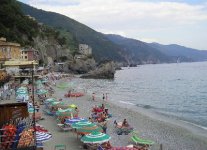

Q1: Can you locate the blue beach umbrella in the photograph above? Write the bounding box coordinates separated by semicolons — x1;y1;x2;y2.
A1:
65;118;87;125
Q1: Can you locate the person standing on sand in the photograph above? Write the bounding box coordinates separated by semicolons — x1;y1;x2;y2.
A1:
103;94;105;101
92;93;95;101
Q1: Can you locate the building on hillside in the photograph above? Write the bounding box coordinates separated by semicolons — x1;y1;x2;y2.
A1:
3;60;39;83
21;48;39;62
0;37;21;68
79;44;92;56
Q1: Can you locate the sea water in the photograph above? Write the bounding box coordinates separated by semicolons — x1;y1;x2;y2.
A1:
72;61;207;129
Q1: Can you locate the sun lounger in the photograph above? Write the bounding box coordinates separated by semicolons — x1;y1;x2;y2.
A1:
54;144;66;150
131;135;154;145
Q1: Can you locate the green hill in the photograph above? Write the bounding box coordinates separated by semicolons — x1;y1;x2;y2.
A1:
0;0;39;46
19;2;126;62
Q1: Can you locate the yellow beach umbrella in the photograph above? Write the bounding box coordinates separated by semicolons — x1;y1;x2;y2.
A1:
69;104;77;108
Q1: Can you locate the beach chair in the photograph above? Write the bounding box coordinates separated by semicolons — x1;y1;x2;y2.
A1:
54;144;66;150
131;132;155;146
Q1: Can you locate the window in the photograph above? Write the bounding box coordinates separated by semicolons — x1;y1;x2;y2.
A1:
25;56;27;59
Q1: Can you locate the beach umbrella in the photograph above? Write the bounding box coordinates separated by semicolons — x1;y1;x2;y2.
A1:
28;107;35;113
77;126;103;135
35;80;42;84
65;118;87;125
18;86;27;90
16;90;28;95
69;104;77;108
56;83;69;89
36;131;52;142
81;131;111;144
71;121;96;129
36;89;48;95
45;98;56;103
41;79;48;83
51;101;64;106
56;108;74;117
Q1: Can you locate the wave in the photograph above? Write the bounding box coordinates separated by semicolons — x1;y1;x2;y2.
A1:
119;101;136;106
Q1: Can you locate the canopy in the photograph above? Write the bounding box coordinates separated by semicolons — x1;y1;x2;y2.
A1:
36;89;47;95
16;90;28;95
56;108;74;116
77;126;103;135
81;131;111;144
45;98;56;103
65;118;87;125
51;101;64;106
71;121;96;129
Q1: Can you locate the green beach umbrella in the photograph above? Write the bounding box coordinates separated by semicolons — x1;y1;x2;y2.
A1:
16;90;28;95
41;78;48;83
35;80;42;84
51;101;64;106
36;89;48;95
71;121;96;129
77;127;103;135
57;83;69;89
28;107;35;113
81;131;111;144
56;108;74;117
45;98;56;103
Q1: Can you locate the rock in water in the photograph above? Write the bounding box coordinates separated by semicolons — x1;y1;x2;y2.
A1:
80;61;115;79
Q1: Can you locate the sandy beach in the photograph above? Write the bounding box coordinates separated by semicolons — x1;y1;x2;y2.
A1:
1;76;207;150
38;77;207;150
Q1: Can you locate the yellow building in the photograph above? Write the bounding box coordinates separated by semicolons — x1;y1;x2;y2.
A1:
0;37;22;60
0;37;21;68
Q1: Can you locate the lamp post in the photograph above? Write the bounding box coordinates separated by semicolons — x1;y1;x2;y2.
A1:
31;62;36;150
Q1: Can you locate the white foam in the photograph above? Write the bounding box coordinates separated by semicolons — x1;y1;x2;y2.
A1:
119;100;136;105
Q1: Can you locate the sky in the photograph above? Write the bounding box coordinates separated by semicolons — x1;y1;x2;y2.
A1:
19;0;207;50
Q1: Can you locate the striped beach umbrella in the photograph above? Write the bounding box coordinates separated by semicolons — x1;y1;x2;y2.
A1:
71;121;96;129
36;132;52;142
77;126;103;135
81;132;111;144
65;118;87;125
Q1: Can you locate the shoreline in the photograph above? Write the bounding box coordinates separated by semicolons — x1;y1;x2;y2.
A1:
51;77;207;150
116;99;207;138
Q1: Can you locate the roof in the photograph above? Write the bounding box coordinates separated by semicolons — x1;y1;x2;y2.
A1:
3;60;38;67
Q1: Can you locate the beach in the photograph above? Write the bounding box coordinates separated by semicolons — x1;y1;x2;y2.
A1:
1;76;207;150
39;77;207;150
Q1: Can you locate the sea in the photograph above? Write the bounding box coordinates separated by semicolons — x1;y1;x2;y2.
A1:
71;61;207;130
